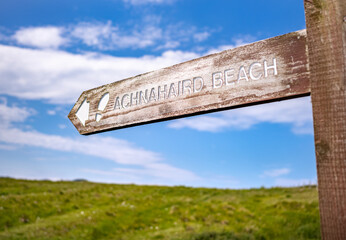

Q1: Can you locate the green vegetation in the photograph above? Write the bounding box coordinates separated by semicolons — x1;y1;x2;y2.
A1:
0;178;320;240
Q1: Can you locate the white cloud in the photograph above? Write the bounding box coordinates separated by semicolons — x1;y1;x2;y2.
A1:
70;21;114;48
13;27;67;49
156;41;180;50
0;128;199;184
168;97;313;135
0;127;161;166
275;178;317;187
9;20;208;51
193;32;210;42
0;98;35;127
207;44;237;55
261;168;291;178
109;25;162;49
0;101;199;185
47;110;56;115
0;40;312;135
0;44;199;104
70;21;201;51
169;115;230;132
232;35;256;46
70;21;163;50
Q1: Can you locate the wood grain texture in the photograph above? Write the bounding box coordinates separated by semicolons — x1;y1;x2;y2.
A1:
68;30;310;135
304;0;346;239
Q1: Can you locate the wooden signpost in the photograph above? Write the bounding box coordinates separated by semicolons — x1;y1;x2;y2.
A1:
69;0;345;238
69;30;310;135
304;0;345;239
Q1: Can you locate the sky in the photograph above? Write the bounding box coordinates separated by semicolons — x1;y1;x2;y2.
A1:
0;0;317;189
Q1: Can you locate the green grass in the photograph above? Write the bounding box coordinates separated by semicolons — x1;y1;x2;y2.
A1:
0;177;320;240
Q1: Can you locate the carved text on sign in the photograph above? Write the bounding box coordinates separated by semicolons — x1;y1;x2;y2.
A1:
113;58;278;111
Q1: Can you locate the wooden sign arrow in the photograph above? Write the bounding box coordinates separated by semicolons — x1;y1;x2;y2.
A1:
68;30;310;135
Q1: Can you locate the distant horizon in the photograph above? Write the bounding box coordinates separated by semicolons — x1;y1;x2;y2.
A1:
0;176;318;190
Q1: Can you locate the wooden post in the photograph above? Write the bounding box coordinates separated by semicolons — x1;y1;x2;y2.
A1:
304;0;346;239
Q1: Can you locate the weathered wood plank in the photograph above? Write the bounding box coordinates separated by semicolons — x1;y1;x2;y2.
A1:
68;30;310;135
304;0;346;239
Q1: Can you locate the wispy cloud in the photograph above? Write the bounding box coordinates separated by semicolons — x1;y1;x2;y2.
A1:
0;127;161;166
0;98;35;127
1;127;198;185
47;110;56;115
13;26;68;49
193;32;210;42
9;20;210;51
0;100;199;185
261;168;291;178
0;100;244;187
70;21;164;50
168;97;313;135
58;124;67;129
0;44;199;104
69;20;214;51
70;21;115;48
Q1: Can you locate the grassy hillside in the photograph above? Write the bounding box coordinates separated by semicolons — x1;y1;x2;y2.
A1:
0;178;320;240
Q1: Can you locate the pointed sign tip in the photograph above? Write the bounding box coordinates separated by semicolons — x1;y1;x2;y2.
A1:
75;98;90;126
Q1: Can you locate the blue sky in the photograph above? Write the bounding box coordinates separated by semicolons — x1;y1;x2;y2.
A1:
0;0;316;188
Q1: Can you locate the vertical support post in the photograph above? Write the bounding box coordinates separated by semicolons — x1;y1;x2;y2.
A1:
304;0;346;239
